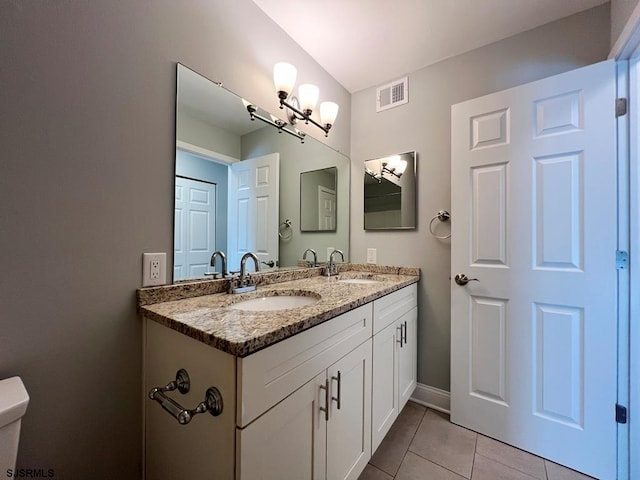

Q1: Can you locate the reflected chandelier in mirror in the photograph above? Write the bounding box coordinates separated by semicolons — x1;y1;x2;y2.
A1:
364;151;417;230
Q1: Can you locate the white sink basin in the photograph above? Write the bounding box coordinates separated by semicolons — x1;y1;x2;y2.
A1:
229;294;320;312
337;278;381;284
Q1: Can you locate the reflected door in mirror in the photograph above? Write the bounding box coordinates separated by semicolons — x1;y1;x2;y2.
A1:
300;167;337;232
228;153;280;271
174;177;217;280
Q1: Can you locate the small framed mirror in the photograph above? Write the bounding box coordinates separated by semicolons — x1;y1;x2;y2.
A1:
300;167;337;232
364;151;416;230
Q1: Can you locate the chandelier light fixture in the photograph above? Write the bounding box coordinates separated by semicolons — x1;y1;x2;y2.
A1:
243;99;305;143
273;62;339;137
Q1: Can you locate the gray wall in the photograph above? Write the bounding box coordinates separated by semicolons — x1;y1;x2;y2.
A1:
0;1;350;478
612;0;640;46
349;4;611;391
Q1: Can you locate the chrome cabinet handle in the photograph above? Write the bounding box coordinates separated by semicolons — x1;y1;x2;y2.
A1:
402;321;407;345
397;325;403;347
331;371;342;410
319;379;330;421
148;369;223;425
454;273;479;286
397;322;407;348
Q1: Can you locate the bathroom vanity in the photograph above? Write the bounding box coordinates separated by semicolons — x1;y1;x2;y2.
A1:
138;265;418;480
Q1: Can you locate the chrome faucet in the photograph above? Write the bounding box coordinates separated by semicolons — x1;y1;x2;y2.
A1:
240;252;260;278
229;252;260;294
326;249;344;277
303;248;318;267
208;251;228;278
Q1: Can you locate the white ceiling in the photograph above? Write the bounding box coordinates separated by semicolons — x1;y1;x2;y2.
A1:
252;0;608;93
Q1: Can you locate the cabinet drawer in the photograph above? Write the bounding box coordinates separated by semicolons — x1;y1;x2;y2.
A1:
237;303;373;427
373;284;417;334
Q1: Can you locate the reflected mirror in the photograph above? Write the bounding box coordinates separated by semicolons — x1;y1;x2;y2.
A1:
300;167;337;232
364;151;416;230
174;64;350;282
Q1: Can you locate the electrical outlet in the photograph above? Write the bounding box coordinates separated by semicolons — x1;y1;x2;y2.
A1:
150;260;161;279
367;248;377;264
142;253;166;287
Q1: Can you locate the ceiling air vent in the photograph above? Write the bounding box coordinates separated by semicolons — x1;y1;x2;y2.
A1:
376;76;408;112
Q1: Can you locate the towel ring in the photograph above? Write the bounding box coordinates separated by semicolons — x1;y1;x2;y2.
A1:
429;210;451;239
279;219;293;240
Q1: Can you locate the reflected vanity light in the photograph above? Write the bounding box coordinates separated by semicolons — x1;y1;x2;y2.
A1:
365;155;408;181
382;156;407;178
365;167;382;183
273;62;339;137
243;99;306;143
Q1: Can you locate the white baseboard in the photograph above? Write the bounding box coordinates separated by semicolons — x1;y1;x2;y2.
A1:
410;383;450;414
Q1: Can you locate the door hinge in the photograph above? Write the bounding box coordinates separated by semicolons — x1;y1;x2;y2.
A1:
616;404;628;424
616;98;628;117
616;250;629;270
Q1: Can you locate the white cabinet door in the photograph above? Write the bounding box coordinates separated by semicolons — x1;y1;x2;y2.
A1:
371;321;399;452
326;341;372;480
237;371;326;480
398;307;417;409
238;340;372;480
371;306;418;453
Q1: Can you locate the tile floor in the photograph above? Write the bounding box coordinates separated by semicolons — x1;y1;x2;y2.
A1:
358;402;596;480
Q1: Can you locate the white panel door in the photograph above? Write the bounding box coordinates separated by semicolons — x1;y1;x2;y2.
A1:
318;186;336;230
228;153;279;272
451;60;617;480
174;177;216;281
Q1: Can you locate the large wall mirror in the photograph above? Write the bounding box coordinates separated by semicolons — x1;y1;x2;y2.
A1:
174;64;350;282
364;151;416;230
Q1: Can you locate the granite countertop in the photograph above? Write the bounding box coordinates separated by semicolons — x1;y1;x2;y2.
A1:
138;265;419;357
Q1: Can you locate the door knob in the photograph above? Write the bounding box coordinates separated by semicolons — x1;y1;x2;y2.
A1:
454;273;479;286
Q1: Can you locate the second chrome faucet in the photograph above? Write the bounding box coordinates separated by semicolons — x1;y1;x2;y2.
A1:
326;249;344;277
229;252;260;294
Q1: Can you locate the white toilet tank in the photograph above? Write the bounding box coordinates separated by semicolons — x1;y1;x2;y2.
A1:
0;377;29;474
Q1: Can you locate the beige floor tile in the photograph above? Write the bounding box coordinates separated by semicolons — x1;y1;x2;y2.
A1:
408;409;477;478
476;435;546;479
471;454;540;480
358;464;394;480
545;460;597;480
370;401;427;476
396;451;466;480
